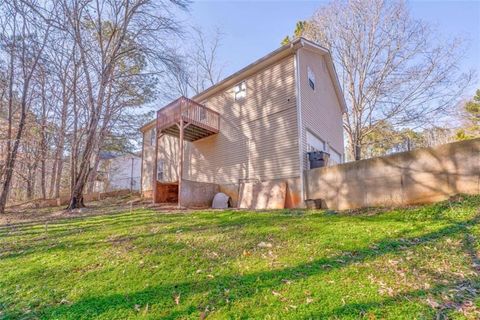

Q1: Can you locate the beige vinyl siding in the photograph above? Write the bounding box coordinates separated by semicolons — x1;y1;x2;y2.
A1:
141;128;155;192
158;134;180;182
156;55;299;184
142;129;181;192
297;47;344;169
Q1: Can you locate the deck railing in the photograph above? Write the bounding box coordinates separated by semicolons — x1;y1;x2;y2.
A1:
157;97;220;133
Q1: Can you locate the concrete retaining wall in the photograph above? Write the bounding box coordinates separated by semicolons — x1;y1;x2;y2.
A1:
237;177;302;209
179;179;220;208
238;180;287;209
219;183;240;207
284;177;303;208
305;139;480;210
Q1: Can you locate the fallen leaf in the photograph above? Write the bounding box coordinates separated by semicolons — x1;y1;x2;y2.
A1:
258;242;273;248
143;304;149;315
174;294;180;305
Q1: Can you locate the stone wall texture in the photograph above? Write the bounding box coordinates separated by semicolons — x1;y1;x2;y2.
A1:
305;139;480;210
179;179;220;208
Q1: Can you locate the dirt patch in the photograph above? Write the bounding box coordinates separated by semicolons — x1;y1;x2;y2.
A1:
0;195;179;226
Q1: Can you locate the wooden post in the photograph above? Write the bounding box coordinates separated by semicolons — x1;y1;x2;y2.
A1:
178;119;184;208
152;127;158;203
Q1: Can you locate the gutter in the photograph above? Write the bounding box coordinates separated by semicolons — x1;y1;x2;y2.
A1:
192;38;304;102
294;52;306;207
140;37;346;132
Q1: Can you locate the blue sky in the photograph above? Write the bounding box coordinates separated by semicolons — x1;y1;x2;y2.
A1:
184;0;480;96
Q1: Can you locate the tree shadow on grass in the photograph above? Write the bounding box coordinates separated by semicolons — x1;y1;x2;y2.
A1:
0;208;328;262
0;209;175;238
8;211;478;319
304;222;480;319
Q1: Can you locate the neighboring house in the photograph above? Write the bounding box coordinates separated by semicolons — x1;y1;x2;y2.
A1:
140;37;346;208
93;152;142;193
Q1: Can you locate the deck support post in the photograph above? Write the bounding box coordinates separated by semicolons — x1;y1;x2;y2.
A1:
155;96;220;207
178;120;184;208
153;128;159;204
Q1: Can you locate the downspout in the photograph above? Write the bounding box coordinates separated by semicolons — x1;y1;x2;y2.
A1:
153;127;159;203
294;49;306;207
140;132;144;196
130;156;134;192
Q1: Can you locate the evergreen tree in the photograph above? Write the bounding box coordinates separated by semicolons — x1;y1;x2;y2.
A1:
456;89;480;140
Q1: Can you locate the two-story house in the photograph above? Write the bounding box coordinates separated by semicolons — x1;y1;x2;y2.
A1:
140;37;347;208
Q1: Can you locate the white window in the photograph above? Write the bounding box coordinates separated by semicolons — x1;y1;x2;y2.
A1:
306;130;325;152
234;81;246;101
305;131;344;168
307;66;315;90
328;148;343;165
149;128;156;146
157;159;164;181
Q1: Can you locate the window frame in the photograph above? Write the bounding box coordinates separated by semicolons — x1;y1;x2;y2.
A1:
157;159;164;181
306;130;325;152
328;148;343;165
149;128;156;146
234;81;246;101
307;66;315;91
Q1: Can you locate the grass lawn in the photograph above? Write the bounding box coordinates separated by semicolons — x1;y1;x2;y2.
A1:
1;196;479;319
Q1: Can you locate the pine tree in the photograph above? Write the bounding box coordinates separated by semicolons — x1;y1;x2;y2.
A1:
456;89;480;140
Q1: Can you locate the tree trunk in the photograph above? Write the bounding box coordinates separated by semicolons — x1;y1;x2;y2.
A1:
69;69;79;199
0;92;29;213
54;159;64;199
50;100;68;198
39;72;48;199
347;135;362;162
354;144;361;161
40;154;47;199
49;157;58;198
87;152;101;193
26;163;38;200
67;137;95;209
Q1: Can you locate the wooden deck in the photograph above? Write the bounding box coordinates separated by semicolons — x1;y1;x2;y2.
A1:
154;96;220;205
156;97;220;141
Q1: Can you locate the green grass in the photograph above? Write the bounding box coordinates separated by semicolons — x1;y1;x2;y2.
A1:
1;196;480;319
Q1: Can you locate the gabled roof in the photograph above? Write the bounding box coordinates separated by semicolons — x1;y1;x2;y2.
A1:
140;37;347;132
193;37;347;112
296;38;347;113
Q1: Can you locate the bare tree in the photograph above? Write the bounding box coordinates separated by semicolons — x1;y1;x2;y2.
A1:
0;0;189;210
163;27;224;99
301;0;473;160
0;0;52;213
59;0;187;209
190;27;224;93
